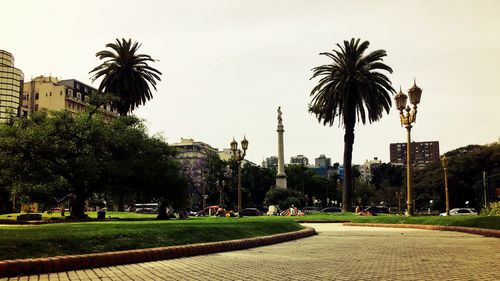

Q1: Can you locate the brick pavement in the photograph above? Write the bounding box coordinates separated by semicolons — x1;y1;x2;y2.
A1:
3;224;499;280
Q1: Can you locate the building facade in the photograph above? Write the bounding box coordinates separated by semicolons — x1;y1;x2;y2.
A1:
171;138;219;165
263;156;278;170
22;76;118;119
290;154;309;166
360;157;382;182
315;154;332;168
390;141;440;167
0;50;24;123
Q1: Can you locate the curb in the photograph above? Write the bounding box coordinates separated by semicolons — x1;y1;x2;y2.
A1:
0;227;316;278
343;223;500;238
295;220;349;224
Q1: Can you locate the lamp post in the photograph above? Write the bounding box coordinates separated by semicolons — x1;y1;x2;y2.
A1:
230;136;249;217
396;191;402;215
395;80;422;216
441;155;450;216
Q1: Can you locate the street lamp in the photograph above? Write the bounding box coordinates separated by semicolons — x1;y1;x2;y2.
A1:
441;155;450;216
395;80;422;216
230;136;249;217
396;191;402;215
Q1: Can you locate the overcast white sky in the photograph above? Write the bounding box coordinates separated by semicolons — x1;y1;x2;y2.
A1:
2;0;499;165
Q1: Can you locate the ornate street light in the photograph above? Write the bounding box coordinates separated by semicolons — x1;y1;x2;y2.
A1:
230;136;249;217
441;155;450;216
395;80;422;216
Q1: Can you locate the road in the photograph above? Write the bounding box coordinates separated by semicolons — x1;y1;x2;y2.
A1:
4;223;500;280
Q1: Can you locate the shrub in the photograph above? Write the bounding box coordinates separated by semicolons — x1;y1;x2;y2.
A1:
264;188;305;210
481;201;500;216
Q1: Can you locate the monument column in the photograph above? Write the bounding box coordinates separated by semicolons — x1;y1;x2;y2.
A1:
276;106;287;189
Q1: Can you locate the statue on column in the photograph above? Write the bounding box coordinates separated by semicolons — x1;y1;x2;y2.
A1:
277;106;282;125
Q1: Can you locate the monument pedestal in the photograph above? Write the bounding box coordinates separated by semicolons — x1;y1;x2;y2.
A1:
276;175;287;189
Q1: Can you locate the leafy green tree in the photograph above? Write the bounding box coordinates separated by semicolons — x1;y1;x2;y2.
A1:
285;165;338;207
413;143;500;211
0;110;187;219
241;163;275;209
264;188;306;211
309;38;394;211
0;110;111;218
204;153;231;206
132;136;187;219
102;116;187;217
369;163;404;207
90;38;162;115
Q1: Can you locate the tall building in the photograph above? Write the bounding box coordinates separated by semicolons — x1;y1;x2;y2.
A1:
22;76;117;119
263;156;278;173
390;141;440;167
171;138;219;165
315;154;331;168
290;154;309;166
0;50;24;123
360;157;382;182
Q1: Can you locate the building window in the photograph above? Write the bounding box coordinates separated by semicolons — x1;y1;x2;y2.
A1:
35;93;39;100
76;92;81;100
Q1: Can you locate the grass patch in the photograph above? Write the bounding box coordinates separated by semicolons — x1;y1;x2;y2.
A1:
0;216;302;260
294;212;500;230
0;211;157;221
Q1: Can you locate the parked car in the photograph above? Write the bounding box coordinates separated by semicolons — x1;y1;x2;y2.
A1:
238;208;261;216
365;206;390;214
302;206;321;213
439;208;477;216
195;205;221;216
134;203;159;214
389;207;400;214
321;207;343;213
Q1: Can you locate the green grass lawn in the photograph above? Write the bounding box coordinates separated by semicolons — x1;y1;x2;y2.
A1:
0;211;157;220
1;211;498;261
0;216;302;260
294;212;500;230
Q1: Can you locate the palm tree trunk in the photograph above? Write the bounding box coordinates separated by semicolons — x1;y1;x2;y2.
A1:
342;121;355;212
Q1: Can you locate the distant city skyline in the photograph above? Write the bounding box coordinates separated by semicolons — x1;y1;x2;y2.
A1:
2;0;499;164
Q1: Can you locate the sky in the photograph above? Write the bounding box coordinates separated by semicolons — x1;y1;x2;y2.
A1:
2;0;499;165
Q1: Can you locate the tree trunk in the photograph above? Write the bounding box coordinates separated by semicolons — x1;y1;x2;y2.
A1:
342;121;355;212
70;194;88;219
156;201;169;220
117;193;125;212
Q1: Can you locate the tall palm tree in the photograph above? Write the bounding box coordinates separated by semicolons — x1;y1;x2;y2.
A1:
90;38;162;115
309;38;394;212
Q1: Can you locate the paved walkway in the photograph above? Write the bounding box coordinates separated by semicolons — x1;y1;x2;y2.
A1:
4;224;500;280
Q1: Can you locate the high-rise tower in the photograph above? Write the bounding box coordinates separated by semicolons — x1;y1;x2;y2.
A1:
0;50;24;122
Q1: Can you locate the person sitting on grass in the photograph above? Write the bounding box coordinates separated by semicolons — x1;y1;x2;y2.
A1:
215;208;226;217
355;205;364;215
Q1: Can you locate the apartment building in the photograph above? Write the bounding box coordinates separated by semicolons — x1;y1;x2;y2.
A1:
0;50;24;122
22;76;118;119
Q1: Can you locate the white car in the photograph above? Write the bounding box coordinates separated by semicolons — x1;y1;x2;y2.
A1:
439;208;477;216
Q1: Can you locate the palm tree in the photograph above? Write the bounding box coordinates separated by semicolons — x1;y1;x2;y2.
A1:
309;38;394;212
90;38;162;115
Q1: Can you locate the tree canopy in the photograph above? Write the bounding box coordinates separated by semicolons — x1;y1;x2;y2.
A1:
0;110;186;218
309;38;394;211
90;38;162;115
